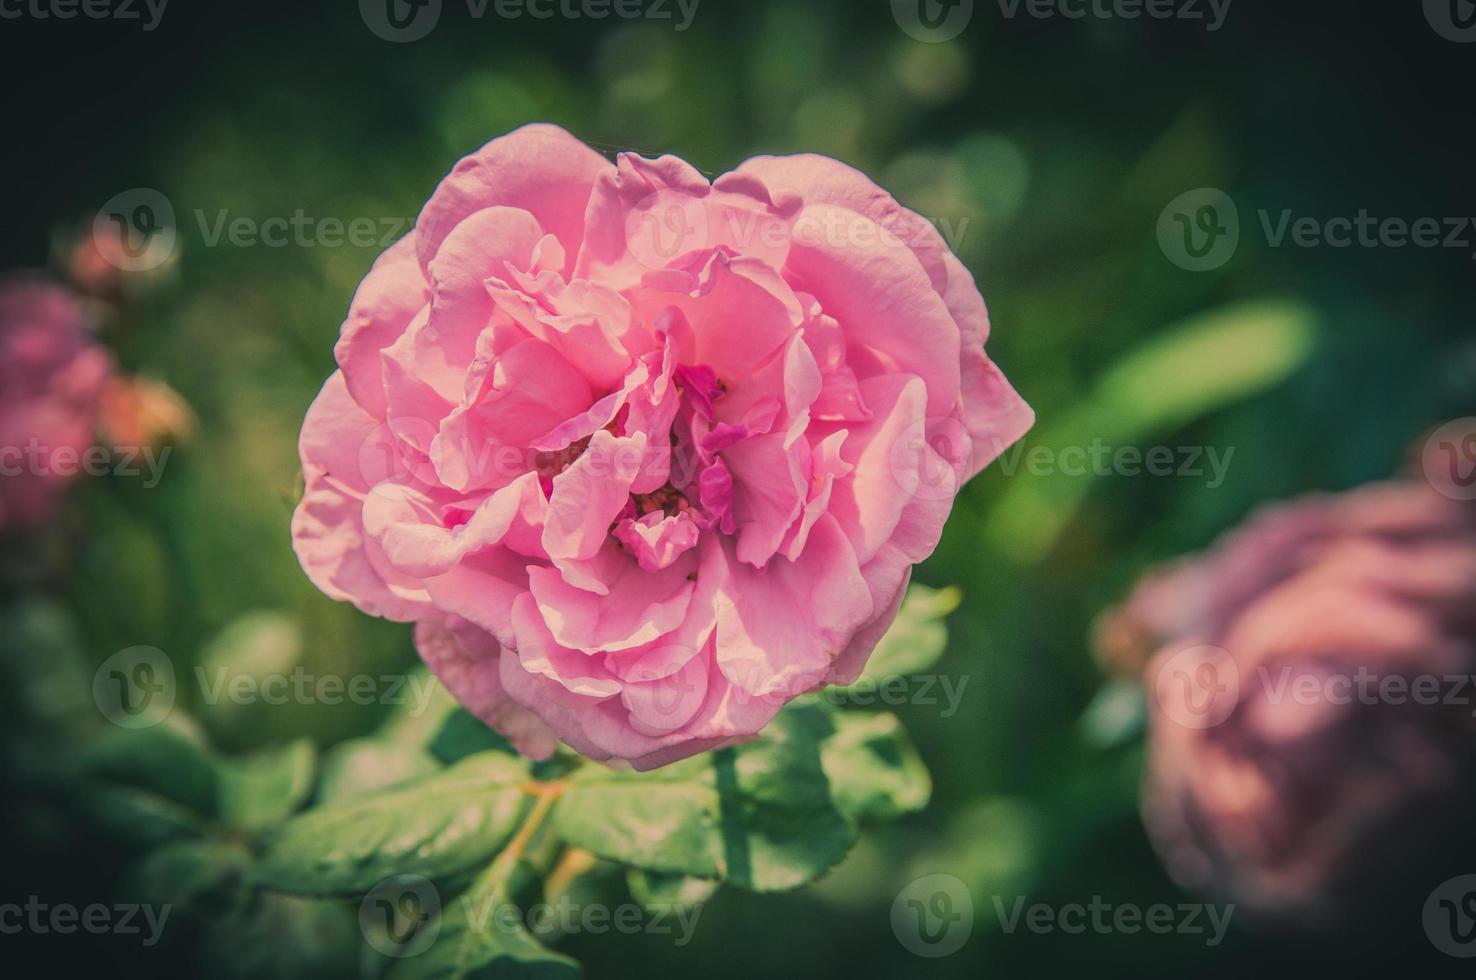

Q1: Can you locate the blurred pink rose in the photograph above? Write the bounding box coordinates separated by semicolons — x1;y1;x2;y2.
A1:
0;276;113;530
1112;481;1476;928
292;124;1032;768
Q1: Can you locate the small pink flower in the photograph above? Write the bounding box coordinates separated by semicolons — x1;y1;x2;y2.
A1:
292;124;1032;769
0;276;113;530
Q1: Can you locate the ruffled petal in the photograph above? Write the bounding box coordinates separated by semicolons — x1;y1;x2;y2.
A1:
415;123;612;277
333;234;428;420
291;373;432;621
528;550;697;653
713;514;872;698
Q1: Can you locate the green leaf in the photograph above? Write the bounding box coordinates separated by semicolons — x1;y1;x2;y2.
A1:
846;585;961;685
1077;679;1147;749
985;298;1318;562
430;708;518;766
552;706;856;892
317;737;439;804
385;850;580;980
819;709;931;824
1092;300;1317;433
200;610;304;681
385;894;581;980
196;611;304;738
219;738;317;832
82;715;220;816
79;784;211;847
626;869;718;913
254;753;530;896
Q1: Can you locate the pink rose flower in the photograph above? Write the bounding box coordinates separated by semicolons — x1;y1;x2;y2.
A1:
1111;481;1476;928
292;124;1032;768
0;276;113;529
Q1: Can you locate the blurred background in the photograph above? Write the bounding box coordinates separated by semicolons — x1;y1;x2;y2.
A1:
2;0;1474;976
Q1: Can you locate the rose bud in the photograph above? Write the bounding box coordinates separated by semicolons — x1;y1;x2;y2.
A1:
60;214;176;302
291;124;1032;768
63;223;126;301
98;375;196;454
1110;481;1476;931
